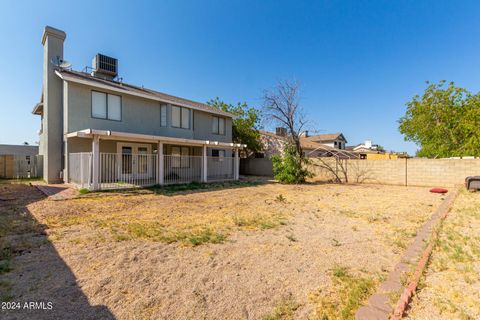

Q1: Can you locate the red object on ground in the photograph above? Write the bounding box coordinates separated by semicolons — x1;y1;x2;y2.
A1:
430;187;448;194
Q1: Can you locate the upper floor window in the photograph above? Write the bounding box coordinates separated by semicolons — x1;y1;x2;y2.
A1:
171;105;190;129
160;104;167;127
92;91;121;121
212;116;225;135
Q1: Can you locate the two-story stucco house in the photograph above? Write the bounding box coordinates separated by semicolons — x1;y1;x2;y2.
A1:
33;26;244;190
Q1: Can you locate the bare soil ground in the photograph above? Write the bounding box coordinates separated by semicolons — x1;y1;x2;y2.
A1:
406;189;480;320
0;181;444;320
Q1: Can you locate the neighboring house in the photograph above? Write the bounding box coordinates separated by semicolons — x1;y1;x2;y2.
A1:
258;129;287;158
346;140;400;160
301;133;348;150
33;26;244;189
258;129;356;158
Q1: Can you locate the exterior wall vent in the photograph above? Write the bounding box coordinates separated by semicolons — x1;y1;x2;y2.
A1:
92;54;118;79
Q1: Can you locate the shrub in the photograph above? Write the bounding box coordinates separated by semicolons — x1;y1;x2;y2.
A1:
78;188;90;195
271;144;313;184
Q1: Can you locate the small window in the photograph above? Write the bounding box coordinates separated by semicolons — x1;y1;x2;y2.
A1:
212;149;225;161
91;91;121;121
212;116;225;135
171;105;190;129
160;105;167;127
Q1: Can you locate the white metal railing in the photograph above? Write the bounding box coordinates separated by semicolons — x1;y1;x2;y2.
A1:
100;153;157;190
69;152;92;188
68;152;237;190
207;156;234;181
164;155;202;185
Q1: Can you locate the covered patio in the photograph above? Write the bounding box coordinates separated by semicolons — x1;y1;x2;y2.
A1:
65;129;245;191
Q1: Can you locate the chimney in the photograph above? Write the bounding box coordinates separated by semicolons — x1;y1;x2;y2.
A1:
276;127;287;137
42;26;66;183
364;140;372;149
300;130;310;138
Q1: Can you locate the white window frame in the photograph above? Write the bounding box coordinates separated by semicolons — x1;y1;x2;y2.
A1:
91;90;122;121
212;116;225;135
171;105;190;129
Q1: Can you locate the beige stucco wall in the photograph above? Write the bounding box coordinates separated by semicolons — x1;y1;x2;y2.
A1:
309;158;480;187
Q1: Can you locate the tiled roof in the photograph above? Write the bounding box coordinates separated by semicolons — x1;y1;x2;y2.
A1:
304;133;345;142
56;69;234;118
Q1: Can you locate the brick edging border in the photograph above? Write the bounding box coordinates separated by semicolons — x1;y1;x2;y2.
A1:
355;189;459;320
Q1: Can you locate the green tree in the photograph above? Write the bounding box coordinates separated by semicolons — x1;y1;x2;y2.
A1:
271;143;313;184
207;98;262;155
399;81;480;157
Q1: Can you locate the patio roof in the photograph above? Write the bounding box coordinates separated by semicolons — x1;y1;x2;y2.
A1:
65;129;246;149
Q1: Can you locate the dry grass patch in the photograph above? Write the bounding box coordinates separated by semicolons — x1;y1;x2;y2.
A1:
308;266;378;320
407;189;480;320
262;295;300;320
33;184;291;246
12;182;443;319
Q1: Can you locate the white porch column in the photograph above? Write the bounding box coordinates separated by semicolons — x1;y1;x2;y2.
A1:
64;139;69;183
157;141;164;185
202;144;208;182
234;148;240;180
91;135;100;191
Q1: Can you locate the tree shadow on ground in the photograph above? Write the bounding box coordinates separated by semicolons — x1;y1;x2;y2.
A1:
0;182;114;320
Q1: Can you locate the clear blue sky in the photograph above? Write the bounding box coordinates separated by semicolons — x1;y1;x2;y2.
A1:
1;0;480;154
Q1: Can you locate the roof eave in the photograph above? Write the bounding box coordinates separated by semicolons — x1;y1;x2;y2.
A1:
32;102;43;115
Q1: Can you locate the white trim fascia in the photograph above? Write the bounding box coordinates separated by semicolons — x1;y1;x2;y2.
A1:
64;129;244;149
55;70;235;119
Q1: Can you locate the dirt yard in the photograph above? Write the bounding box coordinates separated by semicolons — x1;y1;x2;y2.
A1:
406;189;480;320
0;181;445;320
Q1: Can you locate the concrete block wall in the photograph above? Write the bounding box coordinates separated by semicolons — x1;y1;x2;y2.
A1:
309;158;480;187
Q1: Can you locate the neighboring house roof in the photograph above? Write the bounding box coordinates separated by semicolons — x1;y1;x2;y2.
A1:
33;69;234;118
259;130;286;140
0;144;39;156
303;133;347;143
300;137;335;151
259;131;340;151
259;131;358;159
